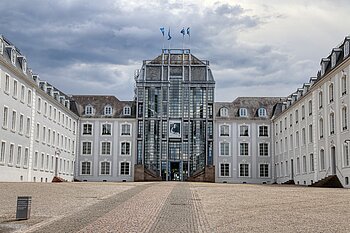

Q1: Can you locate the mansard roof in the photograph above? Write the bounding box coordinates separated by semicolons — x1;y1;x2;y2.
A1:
71;95;135;118
215;97;283;120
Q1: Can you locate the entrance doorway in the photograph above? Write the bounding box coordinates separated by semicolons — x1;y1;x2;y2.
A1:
331;146;336;175
169;162;181;181
291;159;294;180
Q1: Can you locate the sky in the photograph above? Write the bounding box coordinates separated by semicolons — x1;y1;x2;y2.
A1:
1;0;349;101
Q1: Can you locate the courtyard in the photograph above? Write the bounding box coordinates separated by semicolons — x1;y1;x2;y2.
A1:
0;182;349;233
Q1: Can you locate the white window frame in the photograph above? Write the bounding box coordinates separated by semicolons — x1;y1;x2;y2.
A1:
258;108;267;117
259;163;270;178
101;123;112;136
239;108;248;117
219;141;230;156
100;141;112;156
239;163;250;177
82;123;93;135
99;161;111;175
11;48;16;66
81;141;93;155
120;161;131;176
0;141;5;164
120;141;131;156
81;161;92;175
121;123;132;136
239;142;249;156
345;41;350;58
2;106;9;129
219;107;229;117
219;124;230;137
239;124;249;137
85;105;94;116
331;52;336;68
123;106;131;116
258;143;269;157
342;75;347;96
219;162;231;177
104;105;113;116
258;125;269;137
4;73;10;94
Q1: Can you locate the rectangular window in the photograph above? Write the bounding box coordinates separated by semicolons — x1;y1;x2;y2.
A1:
41;153;45;169
320;150;325;170
239;164;249;177
344;144;349;167
120;162;130;175
239;143;249;156
220;125;229;136
295;110;299;124
24;148;29;167
20;85;25;102
100;162;111;175
83;123;93;135
5;74;10;93
259;126;268;137
42;126;46;142
0;141;5;163
19;114;24;134
308;100;312;115
82;142;92;155
101;142;111;155
301;105;305;120
81;161;91;175
220;142;230;156
302;128;306;145
121;142;131;155
3;106;8;128
296;157;300;174
239;125;249;136
16;146;22;166
121;124;131;136
309;124;313;143
37;97;41;112
101;123;112;135
259;164;269;177
310;154;315;172
13;79;17;98
9;144;14;164
27;90;32;106
303;155;307;173
289;113;293;127
11;110;16;131
220;163;230;177
259;143;268;156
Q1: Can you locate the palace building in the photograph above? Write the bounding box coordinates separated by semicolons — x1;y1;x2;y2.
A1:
0;34;349;188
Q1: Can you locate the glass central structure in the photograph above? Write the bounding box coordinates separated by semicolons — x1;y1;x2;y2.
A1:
135;49;215;181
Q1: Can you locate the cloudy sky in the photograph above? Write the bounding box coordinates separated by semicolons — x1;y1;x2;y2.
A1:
1;0;349;101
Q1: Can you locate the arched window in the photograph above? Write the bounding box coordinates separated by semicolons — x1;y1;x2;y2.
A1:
123;106;131;116
319;118;324;139
345;41;350;57
329;83;334;103
319;91;323;109
104;105;113;116
219;107;228;117
239;108;248;117
342;106;348;130
342;75;347;96
330;112;335;135
85;105;94;116
258;108;267;117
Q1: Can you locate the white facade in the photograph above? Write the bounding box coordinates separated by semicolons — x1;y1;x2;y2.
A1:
0;35;78;182
273;37;350;188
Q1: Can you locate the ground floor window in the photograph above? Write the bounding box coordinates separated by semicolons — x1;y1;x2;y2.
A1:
239;163;249;177
81;161;91;175
259;164;269;177
121;162;130;175
100;161;111;175
220;163;230;177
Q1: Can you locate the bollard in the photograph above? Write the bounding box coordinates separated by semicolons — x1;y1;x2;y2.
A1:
16;196;32;220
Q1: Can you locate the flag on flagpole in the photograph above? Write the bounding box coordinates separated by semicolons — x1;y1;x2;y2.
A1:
186;27;190;37
160;27;165;36
167;28;172;40
181;28;185;36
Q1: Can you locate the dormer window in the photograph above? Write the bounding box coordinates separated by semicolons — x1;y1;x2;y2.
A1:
0;38;3;54
321;62;326;76
345;41;350;58
22;58;27;73
11;48;16;66
85;105;94;116
104;105;113;116
123;106;131;116
331;52;337;68
239;108;248;117
219;107;229;117
258;108;267;117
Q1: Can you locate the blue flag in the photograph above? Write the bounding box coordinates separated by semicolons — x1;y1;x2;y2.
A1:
160;27;165;36
181;28;185;36
167;28;172;40
187;27;190;37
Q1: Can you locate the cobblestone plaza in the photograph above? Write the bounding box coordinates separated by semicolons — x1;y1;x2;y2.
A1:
0;182;349;232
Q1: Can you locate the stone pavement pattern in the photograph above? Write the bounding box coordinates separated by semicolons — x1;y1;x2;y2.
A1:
1;182;350;232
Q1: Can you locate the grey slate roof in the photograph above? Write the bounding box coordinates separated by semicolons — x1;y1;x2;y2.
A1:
215;97;284;120
71;95;135;118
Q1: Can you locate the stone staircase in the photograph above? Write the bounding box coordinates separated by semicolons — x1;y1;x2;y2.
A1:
187;165;215;183
310;175;343;188
134;164;162;182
